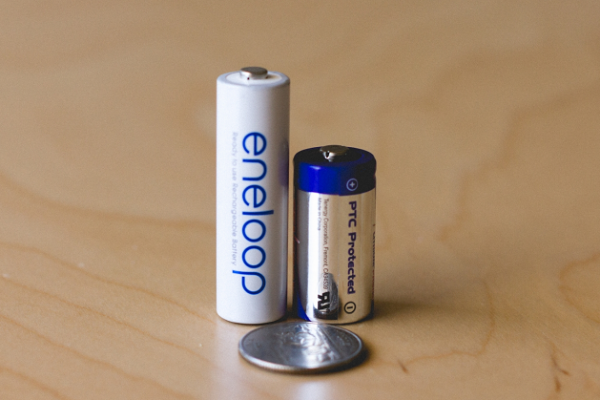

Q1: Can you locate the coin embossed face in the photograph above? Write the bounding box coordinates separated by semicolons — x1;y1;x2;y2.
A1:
239;322;365;373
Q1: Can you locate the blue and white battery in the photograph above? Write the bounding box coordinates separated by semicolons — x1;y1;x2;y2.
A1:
293;145;376;324
216;67;289;324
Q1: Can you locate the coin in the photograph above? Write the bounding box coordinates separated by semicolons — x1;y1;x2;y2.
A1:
239;321;365;373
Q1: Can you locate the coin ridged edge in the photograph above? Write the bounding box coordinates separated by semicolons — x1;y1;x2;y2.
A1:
238;322;365;374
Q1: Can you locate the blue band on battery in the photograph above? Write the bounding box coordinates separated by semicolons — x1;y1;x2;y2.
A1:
295;292;310;321
293;147;376;195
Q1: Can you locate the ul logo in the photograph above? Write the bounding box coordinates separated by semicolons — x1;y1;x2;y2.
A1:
317;292;330;310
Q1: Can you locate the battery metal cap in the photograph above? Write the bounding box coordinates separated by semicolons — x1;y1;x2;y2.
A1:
240;66;269;80
294;146;376;195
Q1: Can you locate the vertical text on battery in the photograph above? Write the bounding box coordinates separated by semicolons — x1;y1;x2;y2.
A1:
233;132;274;295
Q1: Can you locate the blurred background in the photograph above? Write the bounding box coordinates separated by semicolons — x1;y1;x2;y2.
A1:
1;1;600;399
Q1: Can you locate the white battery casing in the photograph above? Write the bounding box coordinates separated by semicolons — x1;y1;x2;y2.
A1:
216;69;290;324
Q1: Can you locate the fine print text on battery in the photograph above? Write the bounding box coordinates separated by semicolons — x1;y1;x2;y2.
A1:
231;132;238;268
320;197;331;290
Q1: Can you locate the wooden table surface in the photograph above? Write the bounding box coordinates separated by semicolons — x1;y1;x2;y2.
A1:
1;1;600;399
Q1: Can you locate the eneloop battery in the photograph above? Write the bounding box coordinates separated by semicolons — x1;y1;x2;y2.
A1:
293;145;376;324
216;67;290;324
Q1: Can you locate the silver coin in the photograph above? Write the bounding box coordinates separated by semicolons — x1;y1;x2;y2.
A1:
239;321;365;373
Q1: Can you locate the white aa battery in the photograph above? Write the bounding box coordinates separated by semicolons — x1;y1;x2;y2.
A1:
216;67;290;324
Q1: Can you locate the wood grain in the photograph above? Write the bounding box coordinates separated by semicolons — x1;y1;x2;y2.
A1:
1;1;599;398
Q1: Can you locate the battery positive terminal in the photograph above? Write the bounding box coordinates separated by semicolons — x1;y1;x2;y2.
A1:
320;145;349;162
240;66;268;80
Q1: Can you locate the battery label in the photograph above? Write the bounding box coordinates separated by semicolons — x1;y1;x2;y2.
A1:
295;189;375;324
